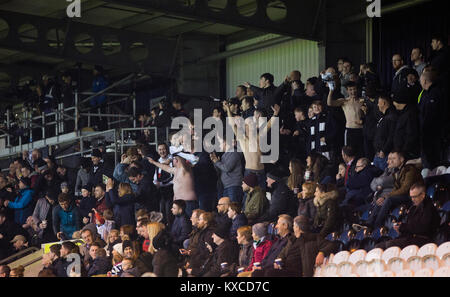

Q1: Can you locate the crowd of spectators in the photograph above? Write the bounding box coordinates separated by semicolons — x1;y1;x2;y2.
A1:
0;35;448;277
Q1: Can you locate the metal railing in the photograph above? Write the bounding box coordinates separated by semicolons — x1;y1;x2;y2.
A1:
0;247;39;266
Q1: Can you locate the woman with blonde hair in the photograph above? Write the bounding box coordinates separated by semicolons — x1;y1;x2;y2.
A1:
105;180;136;227
287;159;305;194
297;182;317;225
147;222;165;255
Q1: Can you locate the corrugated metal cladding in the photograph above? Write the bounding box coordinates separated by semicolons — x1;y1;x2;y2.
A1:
226;34;319;98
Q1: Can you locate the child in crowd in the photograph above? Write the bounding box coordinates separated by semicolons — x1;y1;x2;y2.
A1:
94;209;115;241
78;184;96;226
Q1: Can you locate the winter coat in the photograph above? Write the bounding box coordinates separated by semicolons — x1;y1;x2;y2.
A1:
244;187;269;223
75;168;91;194
373;107;398;154
201;239;239;277
250;84;279;115
89;161;113;187
388;164;422;198
105;190;136;227
247;237;273;271
278;232;336;277
230;213;248;239
313;190;340;238
170;213;192;248
399;196;440;239
261;233;294;270
87;256;112;276
152;249;179;277
370;168;395;196
52;204;81;239
261;181;297;222
214;212;232;231
193;151;218;195
393;105;420;158
213;152;244;189
135;252;154;275
189;226;215;276
346;165;381;199
133;175;158;212
239;243;253;268
297;196;317;225
79;195;96;219
8;188;35;225
306;112;331;154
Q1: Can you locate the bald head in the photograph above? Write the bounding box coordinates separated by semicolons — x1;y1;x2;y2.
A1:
217;197;231;214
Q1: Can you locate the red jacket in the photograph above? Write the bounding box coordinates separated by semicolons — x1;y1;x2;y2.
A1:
246;238;273;271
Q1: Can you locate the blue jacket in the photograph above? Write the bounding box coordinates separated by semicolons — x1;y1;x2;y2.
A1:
52;204;81;239
230;213;247;238
170;213;192;248
91;75;108;106
8;188;34;225
346;165;381;195
105;190;136;227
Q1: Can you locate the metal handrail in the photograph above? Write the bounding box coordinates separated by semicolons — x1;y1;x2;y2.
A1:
0;247;39;265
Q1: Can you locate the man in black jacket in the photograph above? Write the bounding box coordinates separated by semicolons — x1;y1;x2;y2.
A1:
128;167;158;213
261;170;297;222
376;182;440;249
373;94;398;171
390;54;416;100
0;210;28;259
89;149;113;187
170;200;192;249
244;73;279;116
418;70;445;169
392;88;420;160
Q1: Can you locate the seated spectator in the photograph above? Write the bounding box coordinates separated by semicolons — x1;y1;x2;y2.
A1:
252;214;294;276
108;242;124;277
185;212;215;276
152;229;179;277
375;182;440;249
242;174;269;224
0;265;10;277
10;234;29;254
42;244;61;273
304;152;331;184
78;184;95;227
52;193;81;241
94;209;115;241
341;146;358;185
198;224;239;277
54;241;77;277
215;197;232;231
80;227;106;264
104;229;121;257
236;226;253;269
88;247;111;276
170;200;192;249
263;216;336;277
297;182;317;225
335;163;346;188
4;177;35;225
22;216;40;246
245;223;273;273
261;169;297;222
9;265;24;277
287;159;304;194
227;202;247;239
342;158;381;209
365;151;422;229
105;181;136;228
0;209;27;259
312;184;341;238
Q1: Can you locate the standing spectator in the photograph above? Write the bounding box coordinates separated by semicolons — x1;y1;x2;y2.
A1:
361;84;380;160
287;159;304;194
147;155;197;217
4;177;35;225
241;96;256;120
91;65;108;107
211;137;244;204
52;193;81;240
411;47;427;76
418;69;445;169
297;182;317;225
89;149;113;187
75;158;92;196
105;181;136;228
306;101;332;159
79;184;96;227
373;94;398;171
291;108;308;160
244;73;279;116
127;167;158;213
235;85;247;101
227;202;247;239
340;59;353;98
390;54;414;99
170;200;192;249
153;143;174;225
392;88;420;160
242;174;269;225
92;184;109;215
430;34;449;81
327;81;365;157
32;189;59;243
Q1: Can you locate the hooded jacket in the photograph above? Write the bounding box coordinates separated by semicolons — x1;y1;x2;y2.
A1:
52;204;81;239
261;181;297;222
244;186;269;223
313;190;340;238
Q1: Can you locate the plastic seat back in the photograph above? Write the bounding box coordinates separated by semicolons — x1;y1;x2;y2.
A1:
323;263;339;277
422;255;441;271
367;259;386;276
382;246;401;263
365;248;383;262
337;261;355;277
418;243;437;257
348;249;367;264
433;266;450;277
436;241;450;259
396;269;414;277
399;245;419;261
381;270;395;277
331;251;350;265
407;256;424;272
388;257;408;274
415;268;433;277
354;260;368;277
